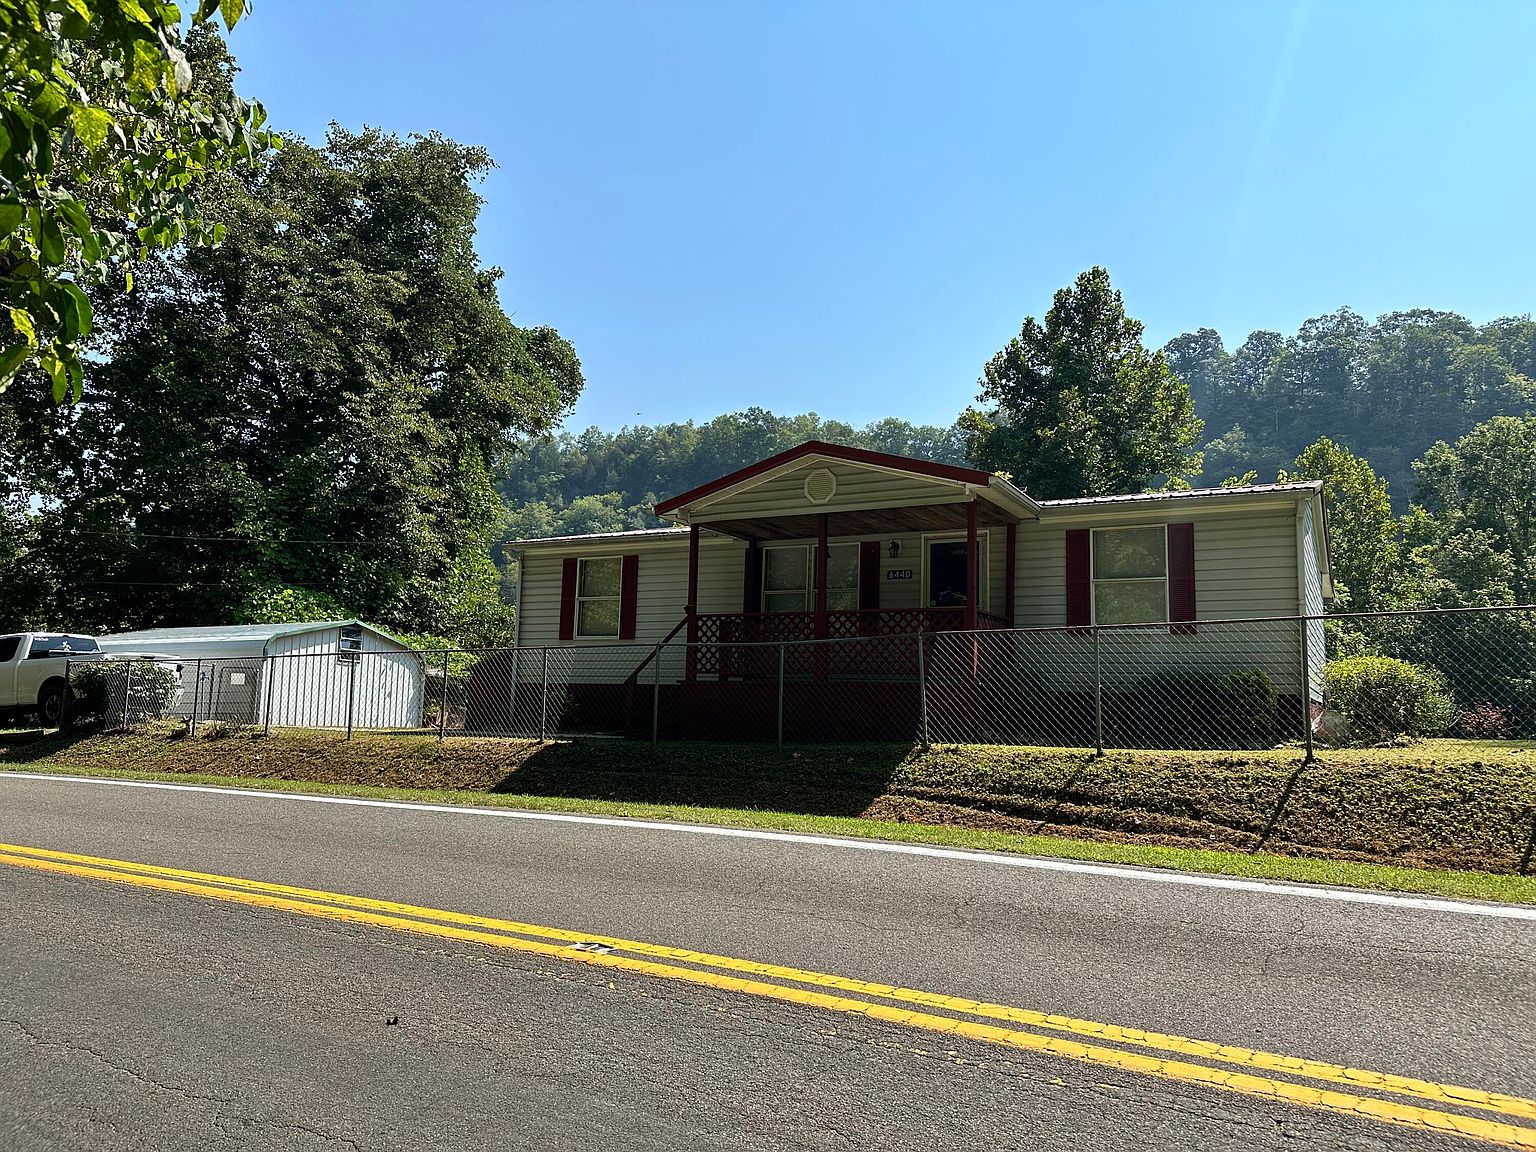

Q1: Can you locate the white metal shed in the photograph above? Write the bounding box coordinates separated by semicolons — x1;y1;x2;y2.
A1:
95;621;425;730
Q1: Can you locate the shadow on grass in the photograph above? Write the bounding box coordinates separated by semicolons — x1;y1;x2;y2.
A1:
1253;763;1308;852
487;740;913;818
0;724;104;762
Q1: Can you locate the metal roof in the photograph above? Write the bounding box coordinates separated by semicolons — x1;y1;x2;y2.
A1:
1038;481;1323;507
95;620;392;645
509;526;694;548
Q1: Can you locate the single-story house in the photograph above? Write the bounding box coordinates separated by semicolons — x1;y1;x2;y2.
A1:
95;621;424;729
504;441;1332;741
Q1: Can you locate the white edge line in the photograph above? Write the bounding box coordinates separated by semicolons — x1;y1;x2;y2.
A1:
4;770;1535;922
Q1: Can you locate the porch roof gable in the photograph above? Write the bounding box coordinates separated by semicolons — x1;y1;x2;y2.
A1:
652;440;1039;537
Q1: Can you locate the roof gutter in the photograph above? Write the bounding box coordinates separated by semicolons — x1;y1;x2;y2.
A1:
979;474;1042;519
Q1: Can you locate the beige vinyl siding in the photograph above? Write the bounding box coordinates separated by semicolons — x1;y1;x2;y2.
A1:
1018;507;1300;624
512;496;1321;696
517;534;743;649
1013;505;1307;695
689;459;968;521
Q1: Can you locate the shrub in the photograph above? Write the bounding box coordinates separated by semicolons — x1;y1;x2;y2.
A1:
1325;656;1454;743
1220;669;1277;744
1108;669;1277;749
1456;702;1510;740
67;664;112;721
69;661;182;725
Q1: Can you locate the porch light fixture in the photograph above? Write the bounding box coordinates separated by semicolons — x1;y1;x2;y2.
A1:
888;540;901;558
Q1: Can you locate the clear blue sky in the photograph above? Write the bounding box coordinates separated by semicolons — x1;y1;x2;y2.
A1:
226;0;1535;433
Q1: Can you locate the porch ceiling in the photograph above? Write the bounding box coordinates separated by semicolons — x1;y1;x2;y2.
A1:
698;500;1017;542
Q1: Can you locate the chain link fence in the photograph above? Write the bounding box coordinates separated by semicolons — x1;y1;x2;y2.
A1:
58;605;1536;752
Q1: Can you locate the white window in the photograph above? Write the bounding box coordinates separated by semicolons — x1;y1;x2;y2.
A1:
337;625;363;664
761;544;860;613
576;557;623;638
1092;526;1168;625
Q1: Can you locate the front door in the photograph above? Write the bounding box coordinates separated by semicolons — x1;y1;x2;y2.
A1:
926;540;970;608
924;535;988;612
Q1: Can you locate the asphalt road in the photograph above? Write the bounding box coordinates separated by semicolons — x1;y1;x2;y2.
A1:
1;771;1533;1151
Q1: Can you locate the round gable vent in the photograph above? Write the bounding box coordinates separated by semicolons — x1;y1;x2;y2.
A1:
803;467;837;505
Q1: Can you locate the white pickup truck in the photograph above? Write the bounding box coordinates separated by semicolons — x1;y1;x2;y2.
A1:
0;632;107;726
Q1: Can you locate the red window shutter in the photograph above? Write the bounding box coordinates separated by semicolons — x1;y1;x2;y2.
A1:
558;557;578;641
1168;522;1196;635
859;541;881;610
619;554;640;640
742;544;760;613
1065;529;1092;627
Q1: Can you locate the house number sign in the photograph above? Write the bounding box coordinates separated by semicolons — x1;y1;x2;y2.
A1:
886;568;914;580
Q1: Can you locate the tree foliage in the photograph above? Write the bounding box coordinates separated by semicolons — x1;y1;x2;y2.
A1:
13;117;581;645
1281;437;1398;610
0;0;277;398
1164;310;1536;499
1405;415;1536;606
963;267;1203;498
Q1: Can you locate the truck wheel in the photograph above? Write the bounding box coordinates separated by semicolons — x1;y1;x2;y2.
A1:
38;681;70;728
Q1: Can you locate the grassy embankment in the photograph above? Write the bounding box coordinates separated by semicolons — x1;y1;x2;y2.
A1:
2;725;1533;904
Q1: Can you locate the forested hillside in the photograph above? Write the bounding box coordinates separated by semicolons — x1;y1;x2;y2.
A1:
1166;309;1536;501
502;305;1536;541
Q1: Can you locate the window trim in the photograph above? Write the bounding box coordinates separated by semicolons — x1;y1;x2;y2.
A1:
759;542;861;613
337;625;364;665
920;530;992;612
1089;524;1170;626
574;556;624;639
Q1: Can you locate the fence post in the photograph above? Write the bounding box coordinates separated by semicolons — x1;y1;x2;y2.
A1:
916;633;930;749
122;660;134;730
345;655;357;741
651;643;662;743
1299;616;1315;763
263;656;273;736
189;659;201;736
776;642;786;749
60;658;71;730
539;647;550;742
438;649;449;742
1093;625;1104;756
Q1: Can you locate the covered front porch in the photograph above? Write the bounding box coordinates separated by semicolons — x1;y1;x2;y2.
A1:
652;441;1039;681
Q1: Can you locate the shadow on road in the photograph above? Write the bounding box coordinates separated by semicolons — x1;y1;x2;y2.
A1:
488;741;911;818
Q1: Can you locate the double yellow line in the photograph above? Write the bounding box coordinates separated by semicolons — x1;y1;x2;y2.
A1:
3;840;1534;1149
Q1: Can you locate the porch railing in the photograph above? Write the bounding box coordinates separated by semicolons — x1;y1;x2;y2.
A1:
692;609;1011;680
695;608;1011;647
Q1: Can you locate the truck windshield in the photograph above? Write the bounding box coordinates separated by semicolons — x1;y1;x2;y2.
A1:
27;635;100;659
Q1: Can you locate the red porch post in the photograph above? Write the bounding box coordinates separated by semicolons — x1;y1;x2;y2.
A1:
1004;521;1017;624
964;499;979;632
685;523;700;682
814;513;829;680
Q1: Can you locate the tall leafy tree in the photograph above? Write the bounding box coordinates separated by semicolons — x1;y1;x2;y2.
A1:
963;267;1202;498
1282;437;1399;610
0;0;276;398
26;118;582;643
1409;415;1536;604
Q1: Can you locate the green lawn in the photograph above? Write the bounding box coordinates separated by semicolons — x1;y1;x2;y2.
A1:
4;725;1534;904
